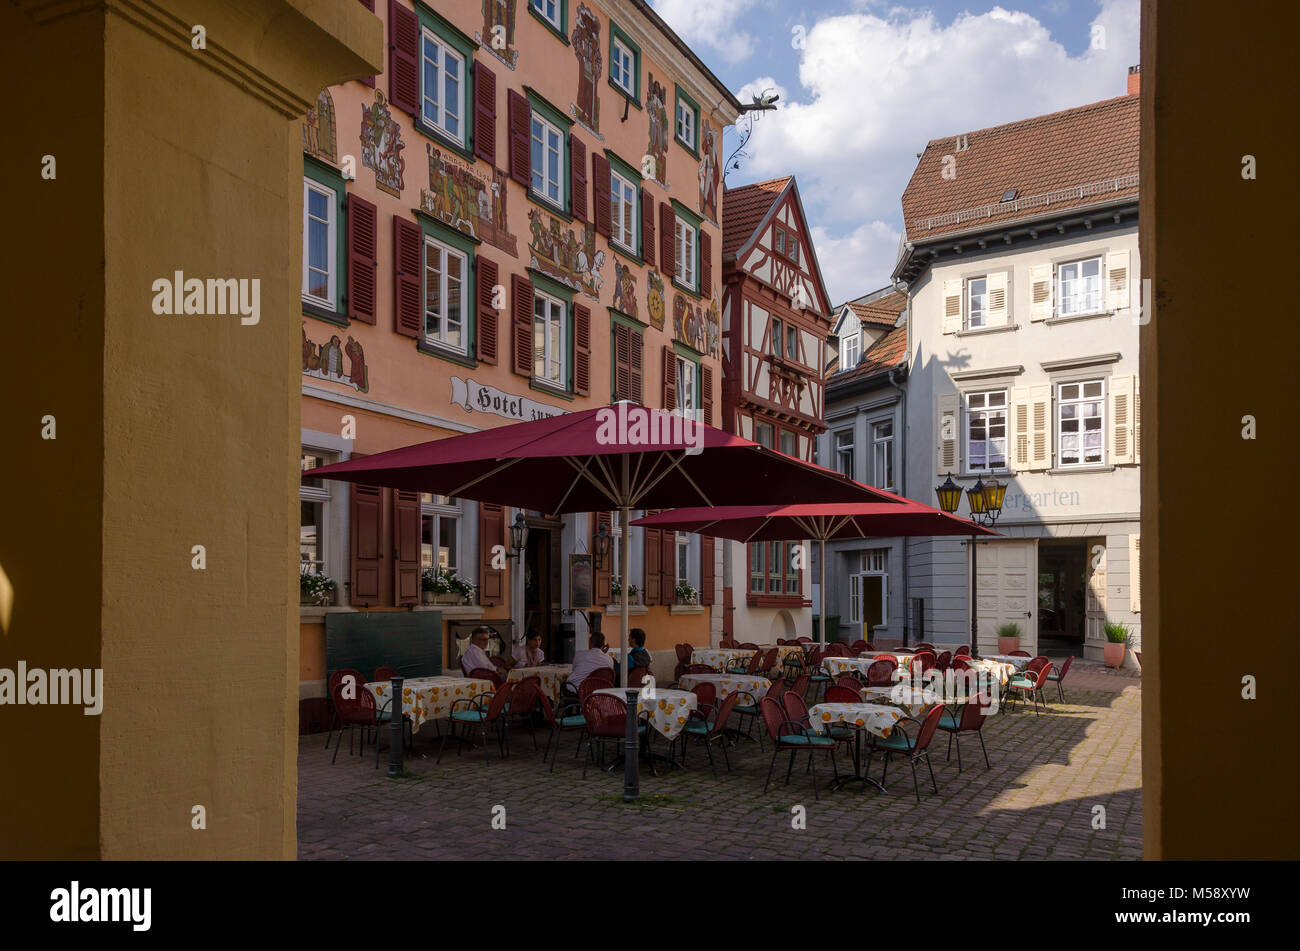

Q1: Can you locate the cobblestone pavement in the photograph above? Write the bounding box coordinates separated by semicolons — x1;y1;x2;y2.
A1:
298;661;1142;860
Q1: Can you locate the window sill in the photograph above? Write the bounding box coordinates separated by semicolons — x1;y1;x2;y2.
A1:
608;79;641;110
1048;465;1116;475
674;137;699;160
412;118;473;163
417;341;477;369
1045;310;1115;325
669;603;705;615
671;279;701;300
955;323;1019;337
302;301;349;327
528;8;570;45
300;603;486;620
526;190;571;221
746;595;811;608
530;379;573;401
609;240;641;266
604;604;648;616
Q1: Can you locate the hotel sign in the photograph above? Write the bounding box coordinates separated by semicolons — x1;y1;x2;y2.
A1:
450;377;566;423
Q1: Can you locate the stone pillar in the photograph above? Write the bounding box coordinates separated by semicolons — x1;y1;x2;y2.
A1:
0;0;380;859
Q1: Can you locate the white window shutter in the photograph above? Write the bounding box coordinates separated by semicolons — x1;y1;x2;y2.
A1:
936;392;960;474
986;271;1009;326
1134;377;1142;464
1029;263;1053;321
1029;384;1052;470
1106;250;1130;311
1109;374;1135;465
1011;386;1031;471
942;280;963;334
1129;534;1141;613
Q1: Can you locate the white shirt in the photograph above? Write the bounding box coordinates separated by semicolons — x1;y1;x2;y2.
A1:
566;648;614;689
512;644;545;667
460;643;495;676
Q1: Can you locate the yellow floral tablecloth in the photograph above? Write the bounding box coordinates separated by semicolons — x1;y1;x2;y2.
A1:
983;654;1034;669
506;664;573;705
857;685;941;718
963;658;1017;685
678;673;771;706
822;655;912;680
593;686;698;739
859;651;917;672
807;702;906;739
366;676;495;732
690;648;754;671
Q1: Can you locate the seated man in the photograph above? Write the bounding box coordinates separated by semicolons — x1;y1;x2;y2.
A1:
565;631;615;693
512;629;545;668
460;625;517;677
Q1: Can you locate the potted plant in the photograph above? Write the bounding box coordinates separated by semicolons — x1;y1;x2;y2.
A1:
300;567;337;606
1103;622;1130;667
674;581;699;605
423;566;475;605
610;577;639;605
996;622;1021;655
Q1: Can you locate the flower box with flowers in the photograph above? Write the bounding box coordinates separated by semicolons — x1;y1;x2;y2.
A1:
421;566;476;605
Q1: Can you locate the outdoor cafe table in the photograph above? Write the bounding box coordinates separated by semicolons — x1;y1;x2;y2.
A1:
821;654;917;680
690;648;753;671
963;658;1017;685
677;673;771;705
593;686;698;740
806;701;908;793
983;653;1034;669
366;675;495;733
506;664;572;705
857;685;941;718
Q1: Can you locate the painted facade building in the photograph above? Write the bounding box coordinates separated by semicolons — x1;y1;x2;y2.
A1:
718;176;836;642
297;0;740;703
869;72;1143;663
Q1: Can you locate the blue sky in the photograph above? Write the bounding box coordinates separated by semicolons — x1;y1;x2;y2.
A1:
650;0;1140;302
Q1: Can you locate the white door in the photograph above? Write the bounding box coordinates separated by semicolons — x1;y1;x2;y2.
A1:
1085;537;1107;650
974;539;1037;654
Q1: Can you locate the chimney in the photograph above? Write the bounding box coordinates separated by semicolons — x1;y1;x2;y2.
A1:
1127;64;1141;95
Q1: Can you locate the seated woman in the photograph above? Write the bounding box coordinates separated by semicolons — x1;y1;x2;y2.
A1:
626;628;652;677
512;629;545;668
564;631;615;694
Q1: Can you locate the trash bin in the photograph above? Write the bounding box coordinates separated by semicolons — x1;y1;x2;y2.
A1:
558;622;576;664
812;615;841;642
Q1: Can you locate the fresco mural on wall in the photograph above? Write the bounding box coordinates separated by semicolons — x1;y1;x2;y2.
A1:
646;75;669;186
360;90;406;197
673;292;722;359
646;270;666;331
570;3;602;137
477;0;519;69
612;259;638;319
699;119;720;222
303;324;369;393
527;209;603;299
303;88;338;164
420;144;519;255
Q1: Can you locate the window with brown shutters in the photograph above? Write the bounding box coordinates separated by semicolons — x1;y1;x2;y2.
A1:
346;194;377;324
592;512;612;604
592;152;612;238
643;518;661;604
612;323;644;402
476;256;499;364
641;191;655;267
473;61;497;164
510;272;534;377
507;89;531;186
700;535;715;605
662;345;677;410
350;482;383;606
393;216;422;338
659;202;675;280
700;229;712;297
628;324;643;402
478;503;505;604
574;302;591;396
388;0;419;116
701;364;714;426
392;489;421;606
570;134;587;222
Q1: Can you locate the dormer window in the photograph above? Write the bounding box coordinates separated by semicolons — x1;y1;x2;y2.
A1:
840;327;860;369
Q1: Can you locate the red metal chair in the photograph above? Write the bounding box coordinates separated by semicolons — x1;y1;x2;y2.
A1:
467;665;504;688
628;665;654;688
796;636;813;645
578;675;613;707
688;682;718;723
581;693;646;778
678;692;742;777
373;665;398;682
505;676;543;750
949;656;971;672
935;651;952;672
871;703;946;801
684;663;718;676
1007;658;1054;716
439;681;514;764
866;659;897;686
330;681;381;767
913;650;937;672
835;674;863;693
1009;650;1032;658
823;684;861;704
848;639;869;655
673;643;693;680
537;690;587;771
937;691;994;771
789;672;811;702
783;690;857;768
325;668;364;748
915;642;936;651
760;696;838;801
733;677;785;749
824;642;850;658
760;647;780;678
738;642;760;650
489;655;512;672
954;644;971;656
1046;654;1074;702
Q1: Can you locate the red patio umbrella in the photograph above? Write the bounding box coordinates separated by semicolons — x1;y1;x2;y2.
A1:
633;502;1000;644
304;403;903;686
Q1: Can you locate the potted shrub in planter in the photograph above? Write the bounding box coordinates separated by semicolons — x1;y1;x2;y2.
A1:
610;577;639;606
996;622;1021;655
674;581;699;606
300;567;337;606
1103;622;1130;667
423;566;475;605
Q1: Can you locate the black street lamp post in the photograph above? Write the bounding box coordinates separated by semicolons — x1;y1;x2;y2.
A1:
935;473;1006;657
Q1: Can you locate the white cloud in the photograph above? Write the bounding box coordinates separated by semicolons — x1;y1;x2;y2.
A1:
730;0;1140;301
811;220;903;306
652;0;760;65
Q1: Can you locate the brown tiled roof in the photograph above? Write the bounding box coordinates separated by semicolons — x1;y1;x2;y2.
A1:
721;177;791;255
900;94;1139;242
846;290;905;329
836;324;908;383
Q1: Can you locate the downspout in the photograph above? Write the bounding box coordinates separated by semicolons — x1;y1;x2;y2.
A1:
890;277;910;645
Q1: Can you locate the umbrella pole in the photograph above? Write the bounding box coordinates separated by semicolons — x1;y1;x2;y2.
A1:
620;503;639;802
820;536;827;646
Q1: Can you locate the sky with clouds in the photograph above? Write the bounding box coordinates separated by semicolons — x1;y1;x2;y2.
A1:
650;0;1140;304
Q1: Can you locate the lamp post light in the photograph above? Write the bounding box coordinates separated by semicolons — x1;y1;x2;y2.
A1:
593;520;611;571
508;512;530;560
934;472;1005;657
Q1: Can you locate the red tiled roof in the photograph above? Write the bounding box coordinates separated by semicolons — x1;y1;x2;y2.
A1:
846;290;905;329
900;94;1140;242
836;324;908;382
721;177;791;256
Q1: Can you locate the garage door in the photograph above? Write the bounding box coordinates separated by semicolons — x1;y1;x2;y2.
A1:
974;539;1037;655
